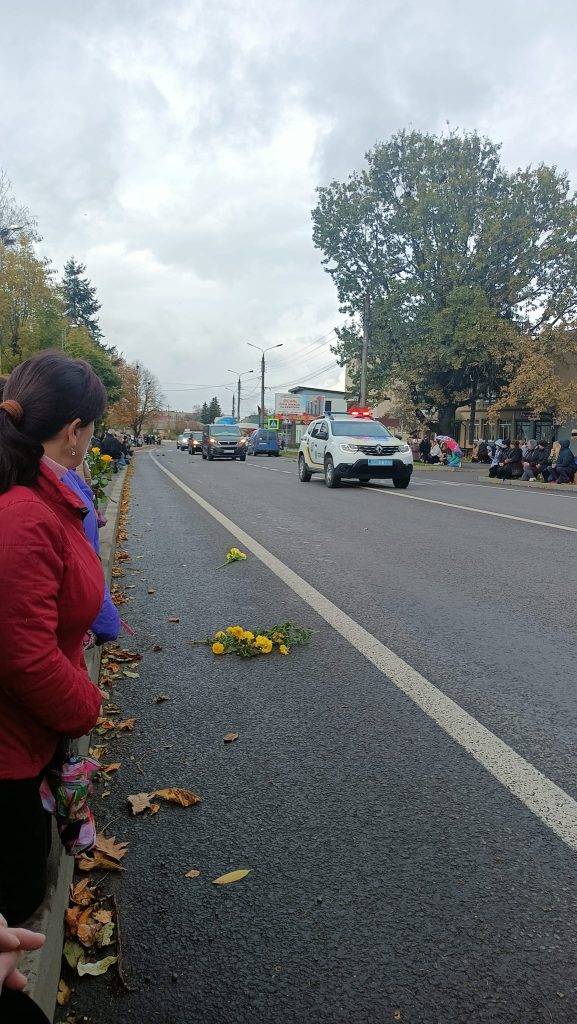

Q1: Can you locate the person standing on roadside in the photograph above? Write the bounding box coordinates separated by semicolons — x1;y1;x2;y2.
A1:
0;351;105;925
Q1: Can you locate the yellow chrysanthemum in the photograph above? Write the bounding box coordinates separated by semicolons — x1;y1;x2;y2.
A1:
91;446;101;455
279;645;289;656
241;630;255;642
212;642;225;655
226;625;243;637
214;631;226;639
257;637;273;654
101;454;113;463
271;631;285;644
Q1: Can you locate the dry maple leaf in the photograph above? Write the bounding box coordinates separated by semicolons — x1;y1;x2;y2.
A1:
93;909;113;925
77;852;125;872
185;869;200;879
116;718;136;731
57;979;71;1006
70;879;95;907
101;762;121;774
65;906;82;937
95;833;129;861
223;732;239;743
153;787;202;807
77;907;101;947
168;616;180;623
154;694;170;703
127;792;154;815
96;718;116;732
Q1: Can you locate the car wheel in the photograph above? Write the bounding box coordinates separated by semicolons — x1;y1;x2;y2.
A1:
298;454;312;482
324;456;341;488
393;476;410;489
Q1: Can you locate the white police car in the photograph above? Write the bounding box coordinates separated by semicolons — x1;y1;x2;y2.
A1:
297;408;413;489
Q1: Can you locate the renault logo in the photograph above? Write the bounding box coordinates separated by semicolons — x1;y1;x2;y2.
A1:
376;445;383;454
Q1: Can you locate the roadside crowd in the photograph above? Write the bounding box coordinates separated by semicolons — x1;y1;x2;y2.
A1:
415;431;577;484
0;352;123;1020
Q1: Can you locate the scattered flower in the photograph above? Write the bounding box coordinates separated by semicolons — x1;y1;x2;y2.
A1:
212;642;225;655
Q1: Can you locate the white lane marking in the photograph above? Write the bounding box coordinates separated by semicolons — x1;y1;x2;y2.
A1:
152;455;577;851
363;486;577;533
245;462;293;476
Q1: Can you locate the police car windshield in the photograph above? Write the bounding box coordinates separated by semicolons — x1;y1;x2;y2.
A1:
210;424;241;437
331;420;392;437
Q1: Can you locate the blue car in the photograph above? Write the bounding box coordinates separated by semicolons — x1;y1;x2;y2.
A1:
247;428;280;456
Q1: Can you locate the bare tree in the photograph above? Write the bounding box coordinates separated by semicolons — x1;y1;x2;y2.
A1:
109;360;164;436
0;171;38;246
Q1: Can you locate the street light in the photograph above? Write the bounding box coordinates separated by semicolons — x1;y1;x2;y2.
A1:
226;368;254;423
247;343;283;426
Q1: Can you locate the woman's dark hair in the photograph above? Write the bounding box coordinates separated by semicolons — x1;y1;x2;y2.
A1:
0;351;106;494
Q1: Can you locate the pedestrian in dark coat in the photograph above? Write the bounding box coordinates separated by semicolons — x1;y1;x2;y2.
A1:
548;439;576;483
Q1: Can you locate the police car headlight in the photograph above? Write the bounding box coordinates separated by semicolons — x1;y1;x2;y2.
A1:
399;444;411;453
339;443;357;453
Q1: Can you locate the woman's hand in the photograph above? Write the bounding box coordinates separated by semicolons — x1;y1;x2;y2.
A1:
0;913;45;992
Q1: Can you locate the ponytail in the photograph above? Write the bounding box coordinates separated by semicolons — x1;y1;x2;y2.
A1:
0;351;107;495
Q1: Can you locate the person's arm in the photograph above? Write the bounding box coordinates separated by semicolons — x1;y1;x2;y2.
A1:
91;585;121;644
0;505;102;737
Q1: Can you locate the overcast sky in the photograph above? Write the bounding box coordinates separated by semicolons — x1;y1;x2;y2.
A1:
3;0;577;414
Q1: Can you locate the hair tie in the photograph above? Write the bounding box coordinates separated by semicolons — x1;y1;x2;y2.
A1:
0;399;24;423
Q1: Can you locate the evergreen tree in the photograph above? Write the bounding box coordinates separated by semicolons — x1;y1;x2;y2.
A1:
200;402;211;423
208;396;222;421
61;257;102;341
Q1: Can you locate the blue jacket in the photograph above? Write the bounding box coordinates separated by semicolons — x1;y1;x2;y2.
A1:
62;470;121;643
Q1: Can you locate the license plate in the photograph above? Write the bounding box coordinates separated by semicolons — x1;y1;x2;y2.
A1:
368;458;393;466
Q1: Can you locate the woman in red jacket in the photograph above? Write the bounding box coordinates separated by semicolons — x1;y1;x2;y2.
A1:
0;351;106;924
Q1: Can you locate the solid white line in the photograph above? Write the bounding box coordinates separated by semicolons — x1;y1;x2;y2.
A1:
363;486;577;533
152;456;577;851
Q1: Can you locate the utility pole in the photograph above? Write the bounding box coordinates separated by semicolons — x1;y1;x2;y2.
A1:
360;290;370;406
226;367;254;423
232;393;236;419
247;342;283;427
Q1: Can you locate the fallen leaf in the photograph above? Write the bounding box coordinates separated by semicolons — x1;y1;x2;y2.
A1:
77;955;118;977
63;941;84;969
89;745;107;761
77;852;125;872
101;762;121;774
127;792;153;815
150;802;160;815
116;551;131;561
153;787;202;807
168;616;180;623
212;869;251;886
95;921;116;947
77;907;101;947
106;662;120;674
147;588;156;594
95;833;129;861
185;869;200;879
152;644;163;652
57;979;71;1006
93;909;113;924
116;718;136;731
223;732;239;743
70;878;95;907
96;717;116;732
123;671;140;679
154;694;170;703
65;906;82;937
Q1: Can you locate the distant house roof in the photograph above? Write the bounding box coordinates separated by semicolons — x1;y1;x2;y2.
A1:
288;386;347;397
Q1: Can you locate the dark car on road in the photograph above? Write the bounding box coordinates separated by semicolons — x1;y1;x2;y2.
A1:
202;422;248;461
247;428;280;457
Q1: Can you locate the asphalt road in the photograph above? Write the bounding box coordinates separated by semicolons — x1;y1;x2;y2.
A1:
67;449;577;1024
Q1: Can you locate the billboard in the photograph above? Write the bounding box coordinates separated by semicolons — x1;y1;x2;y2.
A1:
275;393;306;416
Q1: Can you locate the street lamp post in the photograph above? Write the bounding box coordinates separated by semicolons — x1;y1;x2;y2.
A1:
226;368;254;423
247;343;283;427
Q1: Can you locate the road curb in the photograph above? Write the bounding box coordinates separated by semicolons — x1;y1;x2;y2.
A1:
20;466;128;1020
485;477;577;496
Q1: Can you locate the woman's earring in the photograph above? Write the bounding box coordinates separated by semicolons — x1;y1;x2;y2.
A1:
71;448;77;456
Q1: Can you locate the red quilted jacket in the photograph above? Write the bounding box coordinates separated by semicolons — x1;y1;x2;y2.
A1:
0;463;103;779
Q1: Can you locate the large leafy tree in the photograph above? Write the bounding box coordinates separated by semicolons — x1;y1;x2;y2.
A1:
312;130;577;434
109;360;164;436
61;257;102;342
0;242;63;373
